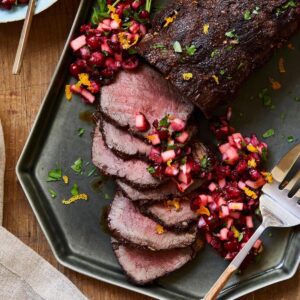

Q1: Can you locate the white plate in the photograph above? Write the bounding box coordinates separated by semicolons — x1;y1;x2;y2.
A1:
0;0;57;23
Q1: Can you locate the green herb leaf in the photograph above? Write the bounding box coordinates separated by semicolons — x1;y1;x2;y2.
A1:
47;168;62;182
219;69;226;75
282;0;296;9
104;193;110;200
152;43;166;49
243;10;252;20
181;157;187;165
71;158;83;174
261;147;268;162
48;189;57;198
173;41;182;53
253;6;260;14
147;166;155;174
159;116;169;128
262;129;275;139
294;96;300;102
186;44;197;56
71;183;79;196
78;128;85;137
259;88;272;107
287;136;295;143
238;232;244;242
210;49;219;58
200;156;208;169
225;29;237;39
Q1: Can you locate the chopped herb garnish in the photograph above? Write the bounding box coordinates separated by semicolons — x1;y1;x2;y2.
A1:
219;70;226;75
294;96;300;102
237;62;244;70
71;158;83;174
238;232;244;242
243;10;252;20
211;49;219;58
47;168;62;182
225;29;237;39
186;44;197;56
287;136;295;143
283;0;297;9
71;183;79;196
152;43;166;49
262;129;275;139
78;128;85;137
259;88;272;107
159;116;169;128
255;207;261;216
173;41;182;53
104;193;110;200
200;156;208;169
127;48;138;55
147;166;156;174
261;147;267;162
91;0;110;25
48;189;57;199
253;6;260;14
225;45;233;51
181;157;187;165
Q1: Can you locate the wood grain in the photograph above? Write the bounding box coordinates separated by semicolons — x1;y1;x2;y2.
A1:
0;1;299;299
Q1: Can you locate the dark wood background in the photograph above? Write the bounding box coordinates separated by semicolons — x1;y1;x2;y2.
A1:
0;0;298;299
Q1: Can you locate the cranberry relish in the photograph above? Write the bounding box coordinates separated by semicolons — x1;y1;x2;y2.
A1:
68;0;151;103
142;112;270;263
0;0;28;10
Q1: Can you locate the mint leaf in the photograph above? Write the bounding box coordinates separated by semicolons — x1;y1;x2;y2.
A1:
47;168;62;182
78;128;85;137
71;183;79;196
186;44;197;56
71;158;83;174
48;189;57;198
262;129;275;139
173;41;182;53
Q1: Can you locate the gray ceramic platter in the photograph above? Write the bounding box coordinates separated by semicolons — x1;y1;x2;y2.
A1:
16;0;300;299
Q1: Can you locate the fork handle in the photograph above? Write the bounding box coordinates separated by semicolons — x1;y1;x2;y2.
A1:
204;224;266;300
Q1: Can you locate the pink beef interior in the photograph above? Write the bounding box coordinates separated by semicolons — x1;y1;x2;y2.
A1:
112;238;195;285
108;192;196;250
100;65;194;136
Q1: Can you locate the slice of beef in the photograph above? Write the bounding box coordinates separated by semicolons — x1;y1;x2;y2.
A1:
117;178;203;202
92;125;164;189
117;180;181;202
100;117;151;160
108;192;197;250
112;238;198;285
139;198;197;232
137;0;300;117
99;65;194;138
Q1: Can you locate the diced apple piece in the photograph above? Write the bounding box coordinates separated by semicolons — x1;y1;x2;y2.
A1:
70;35;86;51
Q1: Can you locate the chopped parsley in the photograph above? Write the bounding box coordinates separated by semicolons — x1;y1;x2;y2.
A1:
200;156;208;169
71;183;79;196
238;232;244;242
243;10;252;20
294;96;300;102
152;43;166;49
262;129;275;139
211;49;219;58
259;88;272;107
47;168;62;182
159;116;169;128
147;166;156;174
225;29;237;39
78;128;85;137
287;136;295;143
186;45;197;56
219;70;226;75
173;41;182;53
71;158;83;174
48;189;57;199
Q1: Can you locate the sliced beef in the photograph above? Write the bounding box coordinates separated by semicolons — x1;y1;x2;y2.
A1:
99;65;194;138
108;192;197;250
137;0;300;117
92;125;164;189
117;178;203;202
139;198;197;232
100;117;151;160
112;238;198;285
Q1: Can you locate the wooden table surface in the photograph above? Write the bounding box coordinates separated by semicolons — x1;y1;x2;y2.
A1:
0;1;299;299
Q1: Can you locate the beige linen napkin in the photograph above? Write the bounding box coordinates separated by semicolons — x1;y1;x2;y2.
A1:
0;120;87;300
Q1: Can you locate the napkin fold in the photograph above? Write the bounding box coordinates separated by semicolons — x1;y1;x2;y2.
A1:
0;120;87;300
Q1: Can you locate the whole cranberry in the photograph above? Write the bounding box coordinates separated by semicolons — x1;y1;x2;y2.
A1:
69;63;81;77
139;10;150;19
86;35;101;50
101;68;115;78
89;52;105;66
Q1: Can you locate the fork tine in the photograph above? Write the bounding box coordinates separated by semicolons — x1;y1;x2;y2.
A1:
288;176;300;199
272;144;300;183
279;156;300;189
